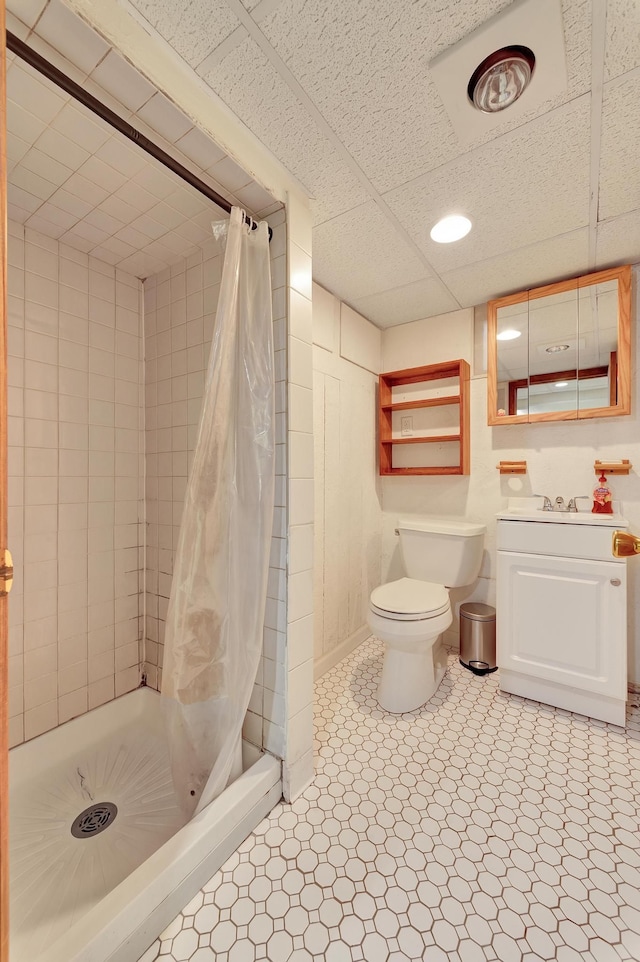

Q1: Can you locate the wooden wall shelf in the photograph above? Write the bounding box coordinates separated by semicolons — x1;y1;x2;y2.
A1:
379;360;470;476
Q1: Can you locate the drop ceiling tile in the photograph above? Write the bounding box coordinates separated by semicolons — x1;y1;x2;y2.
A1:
384;95;591;274
599;74;640;221
596;212;640;268
441;228;589;307
90;50;156;113
604;0;640;82
136;93;193;145
257;0;506;193
312;201;428;303
34;0;110;75
349;277;460;328
201;36;369;225
258;0;589;194
127;0;239;69
6;0;47;29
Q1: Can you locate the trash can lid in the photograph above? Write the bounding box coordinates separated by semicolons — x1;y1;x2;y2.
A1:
460;602;496;622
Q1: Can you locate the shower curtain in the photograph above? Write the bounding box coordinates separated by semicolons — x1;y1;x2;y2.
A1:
162;207;275;817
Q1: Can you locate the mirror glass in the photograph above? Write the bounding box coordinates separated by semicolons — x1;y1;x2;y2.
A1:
577;280;618;411
491;271;624;422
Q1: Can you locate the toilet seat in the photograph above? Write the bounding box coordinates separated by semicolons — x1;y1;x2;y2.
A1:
370;577;450;621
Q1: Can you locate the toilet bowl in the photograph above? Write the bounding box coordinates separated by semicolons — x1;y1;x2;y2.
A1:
368;517;485;713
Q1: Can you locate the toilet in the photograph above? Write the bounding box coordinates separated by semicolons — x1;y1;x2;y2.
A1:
368;517;486;713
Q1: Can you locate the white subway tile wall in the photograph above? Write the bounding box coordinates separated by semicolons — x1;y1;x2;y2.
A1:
284;197;315;799
7;219;144;747
143;212;287;754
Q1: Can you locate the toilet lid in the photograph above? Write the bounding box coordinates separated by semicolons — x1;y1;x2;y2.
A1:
370;578;449;618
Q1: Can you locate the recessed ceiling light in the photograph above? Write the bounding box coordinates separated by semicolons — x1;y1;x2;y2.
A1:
546;344;570;353
430;215;472;244
496;329;521;341
468;45;535;113
554;381;569;388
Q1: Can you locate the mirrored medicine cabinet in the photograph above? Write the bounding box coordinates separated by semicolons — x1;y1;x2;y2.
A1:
487;265;631;426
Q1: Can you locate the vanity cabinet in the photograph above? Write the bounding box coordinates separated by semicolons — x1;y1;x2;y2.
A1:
497;517;627;725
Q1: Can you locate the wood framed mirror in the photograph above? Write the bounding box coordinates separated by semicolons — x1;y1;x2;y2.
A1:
487;265;631;426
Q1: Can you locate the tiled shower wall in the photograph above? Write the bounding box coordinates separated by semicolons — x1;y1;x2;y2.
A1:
143;211;288;755
7;220;144;748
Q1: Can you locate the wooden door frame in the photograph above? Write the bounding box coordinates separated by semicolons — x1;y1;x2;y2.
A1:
1;1;8;959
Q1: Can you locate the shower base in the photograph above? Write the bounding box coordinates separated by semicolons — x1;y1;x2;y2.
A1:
9;687;281;962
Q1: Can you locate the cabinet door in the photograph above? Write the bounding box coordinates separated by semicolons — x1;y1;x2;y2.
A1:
497;551;626;699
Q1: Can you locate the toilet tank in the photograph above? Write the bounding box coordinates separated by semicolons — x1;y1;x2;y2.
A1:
398;517;486;587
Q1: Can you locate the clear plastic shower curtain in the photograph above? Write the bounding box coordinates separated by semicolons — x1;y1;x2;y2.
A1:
161;207;275;817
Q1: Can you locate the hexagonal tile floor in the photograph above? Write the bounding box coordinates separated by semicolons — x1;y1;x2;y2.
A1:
138;637;640;962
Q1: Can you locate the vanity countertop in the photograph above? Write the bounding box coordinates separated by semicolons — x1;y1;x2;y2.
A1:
497;497;628;528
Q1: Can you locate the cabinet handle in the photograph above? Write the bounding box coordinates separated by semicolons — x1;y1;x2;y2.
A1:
610;578;622;586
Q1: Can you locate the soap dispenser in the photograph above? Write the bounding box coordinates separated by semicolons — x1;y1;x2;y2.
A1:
592;473;613;514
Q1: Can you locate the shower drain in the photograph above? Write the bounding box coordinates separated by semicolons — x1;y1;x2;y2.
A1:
71;802;118;838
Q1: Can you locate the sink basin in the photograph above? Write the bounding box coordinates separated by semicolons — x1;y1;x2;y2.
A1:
497;497;627;527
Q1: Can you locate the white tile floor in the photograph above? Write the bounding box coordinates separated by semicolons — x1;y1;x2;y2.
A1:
138;637;640;962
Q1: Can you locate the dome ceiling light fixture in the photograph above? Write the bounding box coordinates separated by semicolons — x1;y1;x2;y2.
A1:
468;45;536;113
430;214;472;244
546;344;570;353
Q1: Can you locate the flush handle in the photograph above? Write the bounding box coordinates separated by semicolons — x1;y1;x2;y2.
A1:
610;578;622;586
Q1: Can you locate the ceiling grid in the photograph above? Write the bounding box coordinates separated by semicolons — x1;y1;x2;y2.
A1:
6;0;640;323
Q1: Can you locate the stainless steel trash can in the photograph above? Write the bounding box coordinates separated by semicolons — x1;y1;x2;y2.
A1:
460;602;497;675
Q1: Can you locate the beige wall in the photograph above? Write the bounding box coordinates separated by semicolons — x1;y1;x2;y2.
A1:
381;272;640;682
312;283;382;677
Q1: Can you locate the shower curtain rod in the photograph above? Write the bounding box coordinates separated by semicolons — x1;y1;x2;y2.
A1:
6;31;272;241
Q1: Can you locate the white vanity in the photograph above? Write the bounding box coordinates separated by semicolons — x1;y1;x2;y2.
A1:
497;498;628;726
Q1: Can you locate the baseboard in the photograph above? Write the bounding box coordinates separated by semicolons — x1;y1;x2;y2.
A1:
314;626;370;680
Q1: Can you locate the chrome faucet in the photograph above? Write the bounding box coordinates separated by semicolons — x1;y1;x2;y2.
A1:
555;496;566;511
567;496;590;513
534;495;554;511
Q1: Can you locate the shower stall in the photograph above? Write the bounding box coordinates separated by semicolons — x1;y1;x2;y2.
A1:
4;30;289;962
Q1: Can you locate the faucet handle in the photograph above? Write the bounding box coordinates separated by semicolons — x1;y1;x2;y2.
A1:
533;494;554;511
567;495;590;512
